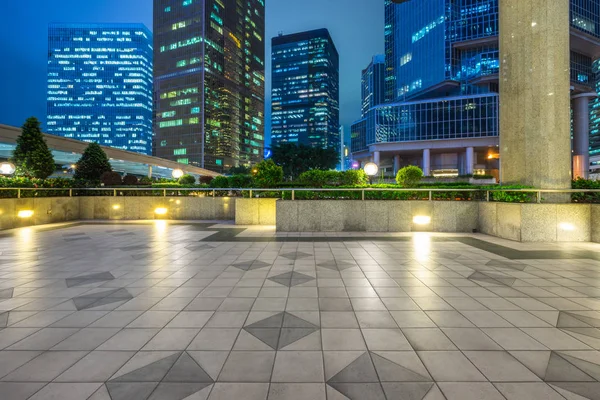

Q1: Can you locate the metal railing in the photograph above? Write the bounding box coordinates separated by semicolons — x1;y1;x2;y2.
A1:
1;187;599;204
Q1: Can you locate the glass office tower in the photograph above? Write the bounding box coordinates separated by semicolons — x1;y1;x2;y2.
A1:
47;24;153;155
271;29;340;150
153;0;265;172
361;55;386;117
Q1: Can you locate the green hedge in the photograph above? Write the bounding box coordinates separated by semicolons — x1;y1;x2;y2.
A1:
298;170;368;187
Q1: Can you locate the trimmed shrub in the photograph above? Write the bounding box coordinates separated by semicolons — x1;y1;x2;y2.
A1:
122;175;138;185
341;170;368;186
396;166;424;187
210;176;230;188
138;177;152;185
101;171;122;186
199;176;214;185
178;174;196;185
228;174;253;188
253;159;283;188
299;170;340;187
75;142;112;182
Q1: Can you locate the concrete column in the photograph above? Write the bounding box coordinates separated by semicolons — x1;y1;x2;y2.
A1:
422;149;431;176
572;94;595;179
499;0;571;189
373;151;381;166
465;147;474;175
147;165;153;178
393;155;401;174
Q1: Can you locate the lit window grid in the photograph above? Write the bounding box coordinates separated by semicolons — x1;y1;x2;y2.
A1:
46;23;153;154
571;0;600;38
589;58;600;156
351;94;499;153
571;51;594;87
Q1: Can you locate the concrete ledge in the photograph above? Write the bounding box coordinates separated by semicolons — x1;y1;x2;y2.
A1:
0;197;79;230
235;199;276;225
276;200;478;233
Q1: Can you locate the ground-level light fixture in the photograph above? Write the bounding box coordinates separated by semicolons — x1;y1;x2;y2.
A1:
363;162;379;177
0;162;16;175
17;210;34;218
172;169;184;179
112;205;121;210
558;222;575;231
413;216;431;225
154;207;168;215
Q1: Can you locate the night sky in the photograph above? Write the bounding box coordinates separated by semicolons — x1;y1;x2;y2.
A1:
0;0;383;145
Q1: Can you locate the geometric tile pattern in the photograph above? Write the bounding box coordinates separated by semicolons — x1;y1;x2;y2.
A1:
1;223;600;400
71;288;133;310
267;271;315;287
65;272;115;287
243;311;318;350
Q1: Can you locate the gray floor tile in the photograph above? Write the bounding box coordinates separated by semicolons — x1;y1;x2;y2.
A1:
56;351;135;382
463;351;541;382
0;382;46;400
28;383;102;400
96;328;159;351
442;328;503;350
403;328;457;351
417;351;487;382
218;351;275;382
2;351;88;381
494;382;566;400
268;383;326;400
208;383;268;400
322;329;366;350
362;329;413;351
272;351;324;382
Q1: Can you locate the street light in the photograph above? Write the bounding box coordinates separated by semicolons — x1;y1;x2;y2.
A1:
0;162;16;175
364;162;379;184
172;169;184;179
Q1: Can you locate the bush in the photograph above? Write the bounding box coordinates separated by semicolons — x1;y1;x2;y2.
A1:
253;159;283;188
199;176;214;185
138;177;152;185
210;176;230;188
572;178;600;203
299;170;340;187
341;170;368;186
101;171;122;186
75;142;112;182
122;175;138;185
178;174;196;185
12;117;56;179
228;174;253;188
396;166;424;187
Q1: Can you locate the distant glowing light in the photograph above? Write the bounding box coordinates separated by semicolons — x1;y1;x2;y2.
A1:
17;210;34;218
0;163;16;175
364;162;379;177
559;223;575;231
172;169;184;179
112;205;120;210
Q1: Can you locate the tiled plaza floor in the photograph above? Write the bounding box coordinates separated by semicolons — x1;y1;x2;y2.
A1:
0;222;600;399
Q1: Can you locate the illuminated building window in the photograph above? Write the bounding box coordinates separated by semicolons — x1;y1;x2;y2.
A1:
174;148;187;155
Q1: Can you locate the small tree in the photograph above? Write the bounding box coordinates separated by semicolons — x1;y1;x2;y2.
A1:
253;159;283;188
178;174;196;186
74;142;112;181
12;117;56;179
396;166;424;187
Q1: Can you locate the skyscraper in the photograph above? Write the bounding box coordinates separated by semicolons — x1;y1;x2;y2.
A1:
271;29;340;150
153;0;265;172
47;23;153;154
361;55;386;117
352;0;600;179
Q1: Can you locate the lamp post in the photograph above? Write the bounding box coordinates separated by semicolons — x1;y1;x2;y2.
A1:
364;162;379;185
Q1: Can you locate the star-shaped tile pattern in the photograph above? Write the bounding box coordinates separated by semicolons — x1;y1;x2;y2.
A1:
107;352;213;400
280;251;313;260
231;260;271;271
66;272;115;287
184;244;215;252
268;271;315;287
467;271;516;286
327;352;433;400
243;311;319;350
0;288;14;299
72;288;133;311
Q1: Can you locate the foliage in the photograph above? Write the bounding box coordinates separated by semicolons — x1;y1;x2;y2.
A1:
11;117;56;179
209;176;230;188
253;159;283;188
228;174;254;188
74;142;112;182
271;143;340;180
122;175;138;186
471;174;495;180
178;174;196;185
101;171;122;186
298;170;369;188
572;178;600;203
228;165;251;175
396;166;424;187
199;176;214;185
138;177;152;185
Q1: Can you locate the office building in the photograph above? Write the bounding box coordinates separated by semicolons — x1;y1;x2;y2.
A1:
47;23;153;155
153;0;265;172
271;29;340;150
361;55;386;117
352;0;600;179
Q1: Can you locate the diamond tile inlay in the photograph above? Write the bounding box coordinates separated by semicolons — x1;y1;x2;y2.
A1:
231;260;271;271
66;272;115;287
268;271;315;287
280;251;313;260
71;288;133;310
243;311;318;350
0;288;14;299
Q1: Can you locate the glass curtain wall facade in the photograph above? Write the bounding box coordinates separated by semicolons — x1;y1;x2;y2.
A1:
153;0;265;172
47;24;153;154
271;29;340;149
361;55;386;117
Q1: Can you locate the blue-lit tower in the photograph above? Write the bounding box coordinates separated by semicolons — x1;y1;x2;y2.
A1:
47;23;153;155
271;29;340;150
361;55;386;117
